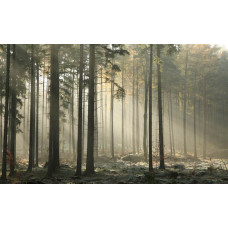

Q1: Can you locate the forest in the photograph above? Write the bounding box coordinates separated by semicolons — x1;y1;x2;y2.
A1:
1;44;228;184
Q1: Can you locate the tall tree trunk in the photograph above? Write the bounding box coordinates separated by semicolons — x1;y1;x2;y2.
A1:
143;53;148;162
82;70;86;162
45;78;49;158
110;70;114;160
1;45;10;180
10;44;17;176
193;73;197;159
170;90;175;156
28;45;35;172
27;82;30;154
136;64;139;154
0;96;2;161
167;91;173;156
198;97;201;152
76;44;83;176
157;45;165;169
69;107;72;155
72;71;76;161
132;57;135;154
41;64;45;161
86;44;95;174
148;45;153;172
183;51;188;156
35;63;39;167
94;70;98;159
62;121;65;154
48;44;60;176
104;81;107;151
203;77;207;159
100;68;104;154
122;61;125;156
23;96;26;156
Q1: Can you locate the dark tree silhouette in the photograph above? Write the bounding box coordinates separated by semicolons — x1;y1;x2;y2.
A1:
28;45;35;172
76;44;84;176
148;44;153;172
157;45;165;170
1;45;10;180
86;44;95;175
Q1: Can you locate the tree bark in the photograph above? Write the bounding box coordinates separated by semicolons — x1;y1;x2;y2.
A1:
9;45;17;176
148;45;153;172
47;44;60;176
157;45;165;169
143;53;148;162
1;45;10;180
132;57;135;154
28;45;35;172
72;71;76;161
86;44;95;174
41;63;45;161
35;63;39;166
110;68;114;160
136;64;139;154
193;73;197;159
183;51;188;156
203;77;207;159
76;44;83;176
122;61;125;156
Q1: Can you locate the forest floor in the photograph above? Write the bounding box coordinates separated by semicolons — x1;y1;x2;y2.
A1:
2;152;228;184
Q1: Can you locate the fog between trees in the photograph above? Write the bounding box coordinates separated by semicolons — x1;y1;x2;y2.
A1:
0;44;228;183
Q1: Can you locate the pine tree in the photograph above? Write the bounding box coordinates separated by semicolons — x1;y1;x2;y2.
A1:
86;44;95;175
1;45;10;181
27;45;35;172
76;44;84;176
148;44;153;172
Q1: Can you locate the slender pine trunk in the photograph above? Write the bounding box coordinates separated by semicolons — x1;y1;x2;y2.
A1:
110;71;114;160
203;77;207;159
132;57;135;154
1;45;10;180
167;91;173;156
136;64;139;154
82;70;86;162
48;44;60;176
143;53;148;162
72;71;76;161
76;44;83;176
101;68;104;155
170;90;175;156
35;63;39;167
10;45;17;176
148;45;153;172
157;45;165;169
193;73;197;159
121;61;125;156
0;96;2;161
86;44;95;174
41;63;45;161
28;45;35;172
94;70;98;159
183;51;188;156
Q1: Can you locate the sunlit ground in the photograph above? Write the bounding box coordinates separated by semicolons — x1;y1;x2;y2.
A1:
1;149;228;184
